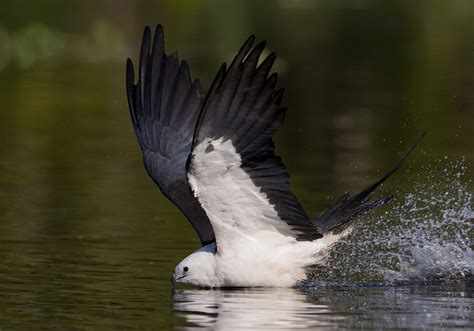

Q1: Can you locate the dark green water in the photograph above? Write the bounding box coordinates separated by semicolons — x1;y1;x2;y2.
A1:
0;1;472;329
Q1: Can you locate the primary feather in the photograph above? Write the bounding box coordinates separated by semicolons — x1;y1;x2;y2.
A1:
190;35;323;246
126;25;215;246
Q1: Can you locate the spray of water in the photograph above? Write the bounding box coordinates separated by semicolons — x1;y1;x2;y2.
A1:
307;158;473;286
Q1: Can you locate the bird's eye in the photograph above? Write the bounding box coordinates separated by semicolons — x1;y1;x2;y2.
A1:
183;266;189;272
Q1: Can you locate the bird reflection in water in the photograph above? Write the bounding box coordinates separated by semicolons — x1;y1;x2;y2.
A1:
173;287;343;329
173;281;473;329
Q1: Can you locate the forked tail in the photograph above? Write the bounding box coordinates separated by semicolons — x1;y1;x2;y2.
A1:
315;132;427;234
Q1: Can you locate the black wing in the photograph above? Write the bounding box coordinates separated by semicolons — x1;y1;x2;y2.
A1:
188;36;323;242
126;25;215;246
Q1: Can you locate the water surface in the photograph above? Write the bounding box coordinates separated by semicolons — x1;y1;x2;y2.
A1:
174;282;473;329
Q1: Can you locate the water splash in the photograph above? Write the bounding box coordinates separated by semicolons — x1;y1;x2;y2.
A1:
307;159;473;286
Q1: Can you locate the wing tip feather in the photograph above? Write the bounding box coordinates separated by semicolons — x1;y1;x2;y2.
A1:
273;88;285;105
126;58;135;85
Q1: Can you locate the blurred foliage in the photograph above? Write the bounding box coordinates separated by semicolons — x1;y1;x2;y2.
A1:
0;20;128;70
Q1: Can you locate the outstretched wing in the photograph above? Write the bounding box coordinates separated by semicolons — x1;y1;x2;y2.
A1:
126;25;215;246
187;36;322;251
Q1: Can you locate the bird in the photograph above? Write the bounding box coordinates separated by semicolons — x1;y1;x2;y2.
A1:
125;25;425;288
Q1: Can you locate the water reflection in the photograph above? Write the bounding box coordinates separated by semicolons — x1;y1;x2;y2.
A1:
174;281;473;329
174;287;342;329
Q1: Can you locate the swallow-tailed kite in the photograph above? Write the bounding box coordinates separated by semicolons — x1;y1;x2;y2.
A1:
126;25;424;287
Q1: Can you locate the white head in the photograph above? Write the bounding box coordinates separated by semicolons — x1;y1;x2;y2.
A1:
173;243;217;287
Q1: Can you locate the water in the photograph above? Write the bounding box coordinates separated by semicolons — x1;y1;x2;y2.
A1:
308;160;473;285
0;1;473;329
174;282;474;329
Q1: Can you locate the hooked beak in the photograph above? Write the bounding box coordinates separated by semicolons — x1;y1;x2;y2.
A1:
171;274;176;295
171;273;186;290
171;273;187;295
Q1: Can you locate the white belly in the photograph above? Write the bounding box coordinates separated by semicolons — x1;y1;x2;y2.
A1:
211;230;348;287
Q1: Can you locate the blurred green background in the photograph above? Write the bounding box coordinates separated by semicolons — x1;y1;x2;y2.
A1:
0;0;472;328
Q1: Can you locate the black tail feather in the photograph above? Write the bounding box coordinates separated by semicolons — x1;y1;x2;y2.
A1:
315;131;427;233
